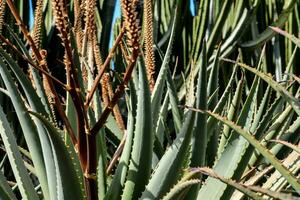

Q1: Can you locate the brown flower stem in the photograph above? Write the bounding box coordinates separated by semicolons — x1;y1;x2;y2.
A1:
90;50;139;136
106;131;127;175
84;28;125;109
52;1;91;177
102;74;125;132
84;133;98;200
84;174;97;200
0;35;67;90
106;75;126;132
6;0;41;59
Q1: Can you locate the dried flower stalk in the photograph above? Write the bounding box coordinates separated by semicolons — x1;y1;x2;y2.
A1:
32;0;59;124
74;0;84;51
84;0;96;41
121;0;140;54
84;28;125;108
52;1;98;198
32;0;43;49
81;0;98;85
40;50;54;101
144;0;155;91
101;73;125;131
0;0;6;33
107;77;126;131
90;0;141;135
52;0;69;38
93;34;103;71
101;73;110;106
41;62;58;126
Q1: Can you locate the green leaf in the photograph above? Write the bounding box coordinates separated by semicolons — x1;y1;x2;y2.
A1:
270;26;300;48
270;115;300;156
191;40;208;167
154;91;170;147
194;168;263;200
206;66;238;140
122;59;153;199
217;77;244;158
166;68;182;134
207;45;220;107
240;0;297;48
5;25;54;120
106;115;123;141
216;8;253;62
218;52;265;198
185;42;208;200
0;59;50;198
262;150;300;195
222;59;300;116
151;14;177;132
206;0;231;55
105;81;137;200
0;170;17;200
162;179;201;200
0;107;39;200
29;111;85;200
141;111;195;199
95;107;107;200
190;0;209;61
99;0;116;57
196;109;300;194
198;68;261;199
270;140;300;155
0;47;58;200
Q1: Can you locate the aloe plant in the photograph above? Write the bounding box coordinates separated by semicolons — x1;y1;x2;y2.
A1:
0;0;299;200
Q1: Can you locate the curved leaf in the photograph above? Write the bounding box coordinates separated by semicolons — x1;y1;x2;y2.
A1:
122;59;153;199
195;167;263;200
0;47;58;200
0;107;39;200
105;81;137;200
240;0;297;49
222;59;300;116
193;109;300;194
151;12;177;132
0;59;50;198
141;111;195;199
270;140;300;155
0;170;17;200
29;111;85;200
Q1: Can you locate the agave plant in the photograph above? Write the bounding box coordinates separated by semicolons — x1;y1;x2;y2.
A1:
0;0;299;200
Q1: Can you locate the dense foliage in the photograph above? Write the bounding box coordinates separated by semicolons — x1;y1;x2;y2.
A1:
0;0;299;199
